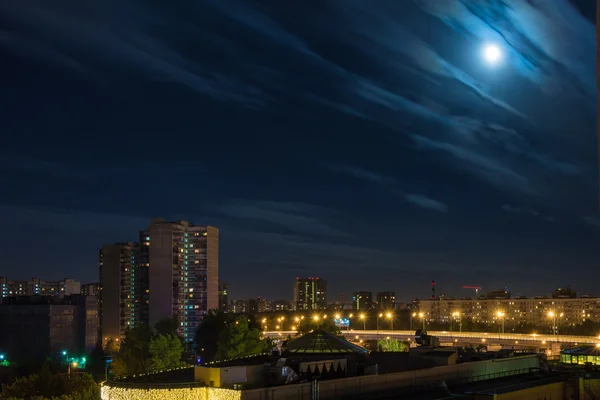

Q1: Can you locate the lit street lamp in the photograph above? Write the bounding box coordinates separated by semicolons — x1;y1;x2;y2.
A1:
386;312;394;331
496;311;505;334
410;313;416;330
548;311;564;336
452;312;462;333
419;312;425;331
377;313;383;332
359;313;366;330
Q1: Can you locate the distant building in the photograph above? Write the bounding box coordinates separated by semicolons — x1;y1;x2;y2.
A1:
272;300;291;311
99;242;141;345
81;283;100;296
419;296;600;327
0;295;98;362
248;298;259;313
486;289;510;300
377;291;396;310
147;218;219;342
231;300;248;313
218;282;229;312
552;287;577;299
294;277;327;310
0;277;81;298
353;291;373;311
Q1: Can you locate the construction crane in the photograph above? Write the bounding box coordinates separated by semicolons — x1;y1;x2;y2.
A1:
462;286;481;298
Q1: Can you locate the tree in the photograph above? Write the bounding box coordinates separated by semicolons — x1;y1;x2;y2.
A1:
377;338;407;352
194;311;230;363
215;317;272;360
149;334;184;371
154;317;180;337
110;326;152;377
0;365;99;400
297;318;341;336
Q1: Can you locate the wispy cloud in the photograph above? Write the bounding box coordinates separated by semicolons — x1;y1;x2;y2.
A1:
402;193;448;213
328;164;395;185
502;204;555;222
0;0;268;108
583;215;600;229
216;200;349;238
411;135;535;194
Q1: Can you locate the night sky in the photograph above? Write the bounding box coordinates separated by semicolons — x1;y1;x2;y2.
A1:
1;0;598;303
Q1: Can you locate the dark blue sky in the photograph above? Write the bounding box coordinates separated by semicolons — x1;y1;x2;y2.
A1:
1;0;598;302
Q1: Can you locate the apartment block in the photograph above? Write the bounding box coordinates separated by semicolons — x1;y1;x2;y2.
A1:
294;277;327;310
0;277;80;299
148;218;219;342
418;296;600;328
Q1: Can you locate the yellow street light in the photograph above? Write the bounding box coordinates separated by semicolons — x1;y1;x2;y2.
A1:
335;314;341;320
386;312;394;330
359;313;366;330
313;315;319;321
496;311;505;334
294;317;300;322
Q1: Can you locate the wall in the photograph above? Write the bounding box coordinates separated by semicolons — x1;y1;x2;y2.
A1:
240;355;540;400
100;384;240;400
496;381;566;400
196;365;267;388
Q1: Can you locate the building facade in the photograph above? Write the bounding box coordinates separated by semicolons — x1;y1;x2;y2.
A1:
1;277;81;299
218;282;228;312
0;295;98;362
81;283;100;296
294;277;327;310
148;218;219;342
418;296;600;328
353;291;373;311
377;291;396;310
99;242;141;344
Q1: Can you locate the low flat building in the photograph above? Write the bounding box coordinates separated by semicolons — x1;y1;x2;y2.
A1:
0;295;98;363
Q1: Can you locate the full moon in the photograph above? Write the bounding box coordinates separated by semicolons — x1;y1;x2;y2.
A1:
482;44;502;64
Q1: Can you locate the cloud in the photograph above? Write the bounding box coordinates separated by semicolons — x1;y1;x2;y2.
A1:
216;200;349;238
402;193;448;213
501;204;555;222
583;215;600;229
411;134;535;194
328;164;395;185
0;0;268;108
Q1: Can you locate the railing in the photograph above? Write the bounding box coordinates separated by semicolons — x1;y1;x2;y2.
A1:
104;380;205;389
265;330;599;344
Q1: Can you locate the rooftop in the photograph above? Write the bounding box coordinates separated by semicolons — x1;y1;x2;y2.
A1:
284;330;368;355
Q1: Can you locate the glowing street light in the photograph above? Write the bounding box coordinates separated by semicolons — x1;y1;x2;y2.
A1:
335;314;341;320
452;312;462;333
386;312;394;331
496;311;505;334
359;313;366;330
410;312;416;330
419;312;425;331
548;311;564;336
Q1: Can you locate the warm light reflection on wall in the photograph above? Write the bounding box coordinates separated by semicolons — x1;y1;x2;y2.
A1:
100;384;241;400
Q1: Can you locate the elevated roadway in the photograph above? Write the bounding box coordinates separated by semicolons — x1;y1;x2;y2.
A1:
265;330;599;347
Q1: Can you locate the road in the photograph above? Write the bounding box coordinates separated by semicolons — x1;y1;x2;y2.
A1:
264;330;599;346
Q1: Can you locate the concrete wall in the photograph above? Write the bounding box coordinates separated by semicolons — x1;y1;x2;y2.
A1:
240;355;540;400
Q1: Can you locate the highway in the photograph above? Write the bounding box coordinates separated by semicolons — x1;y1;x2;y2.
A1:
264;330;600;346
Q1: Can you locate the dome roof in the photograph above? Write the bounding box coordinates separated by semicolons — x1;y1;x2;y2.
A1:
283;330;368;355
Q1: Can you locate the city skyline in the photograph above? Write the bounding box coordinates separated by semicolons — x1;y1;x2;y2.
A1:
2;0;599;301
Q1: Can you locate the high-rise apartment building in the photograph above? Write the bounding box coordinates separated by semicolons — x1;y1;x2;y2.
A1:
377;291;396;310
148;218;219;342
218;282;228;312
294;277;327;310
353;291;373;311
99;242;139;344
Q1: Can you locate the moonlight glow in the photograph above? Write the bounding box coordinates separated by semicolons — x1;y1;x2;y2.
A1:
482;44;502;64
